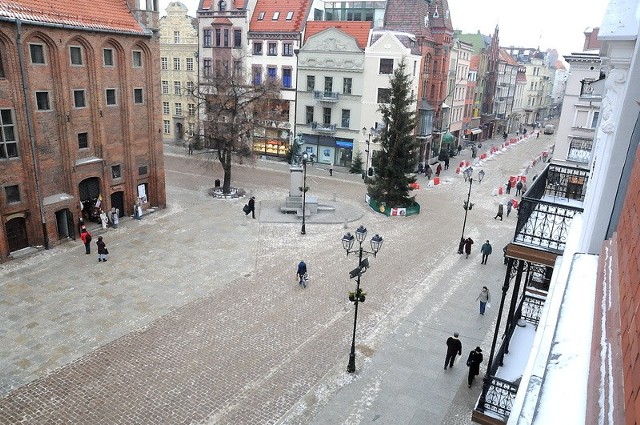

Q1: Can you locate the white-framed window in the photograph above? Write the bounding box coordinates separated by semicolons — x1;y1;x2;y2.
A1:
161;57;168;70
173;57;181;70
164;120;171;134
175;103;182;116
35;91;51;111
272;11;280;20
174;31;180;43
163;101;170;115
188;103;196;116
162;80;169;94
0;109;19;159
188;122;195;136
186;57;194;71
174;81;181;95
132;51;143;68
69;46;83;65
73;89;86;108
186;81;194;94
379;58;394;74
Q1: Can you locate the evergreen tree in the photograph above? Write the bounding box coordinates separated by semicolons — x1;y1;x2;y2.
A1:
350;150;364;174
367;59;419;207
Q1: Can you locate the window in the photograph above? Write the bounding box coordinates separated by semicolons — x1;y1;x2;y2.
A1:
30;44;45;64
286;11;293;20
174;31;180;43
323;107;331;125
138;165;148;176
258;11;265;20
343;78;352;94
305;106;314;124
188;103;196;116
377;88;391;103
307;75;315;91
134;88;143;104
35;92;50;110
175;103;182;116
4;185;20;203
268;42;277;56
111;165;121;179
163;120;171;134
186;81;194;94
106;89;117;105
132;51;143;68
282;68;292;88
203;29;212;47
282;42;293;56
0;109;18;159
575;110;589;128
78;132;88;149
161;57;168;70
162;80;169;94
341;109;350;128
379;58;393;74
567;137;593;164
591;111;600;129
69;46;83;65
163;102;170;114
223;29;229;47
186;57;194;71
203;59;211;76
173;58;181;71
73;90;86;108
103;49;114;66
174;81;181;95
215;29;221;47
252;66;262;85
267;66;277;81
253;42;263;55
272;11;280;20
324;77;333;93
234;30;242;48
188;123;195;136
0;51;4;78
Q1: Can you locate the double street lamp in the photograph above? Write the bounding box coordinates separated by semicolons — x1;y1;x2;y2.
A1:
457;168;474;254
341;226;384;373
301;152;308;235
361;126;377;179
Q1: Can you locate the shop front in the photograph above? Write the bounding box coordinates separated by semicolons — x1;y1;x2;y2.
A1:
300;134;353;168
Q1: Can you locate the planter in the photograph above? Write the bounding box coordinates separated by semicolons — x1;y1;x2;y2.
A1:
365;194;421;217
348;290;367;303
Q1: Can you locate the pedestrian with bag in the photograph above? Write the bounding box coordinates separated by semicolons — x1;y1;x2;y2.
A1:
506;200;513;217
466;347;483;387
444;332;463;370
243;196;256;219
476;286;491;315
96;236;108;262
464;237;474;259
494;203;504;221
480;240;492;265
80;226;92;254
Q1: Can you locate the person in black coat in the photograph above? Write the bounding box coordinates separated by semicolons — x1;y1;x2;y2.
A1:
245;196;256;219
466;347;483;387
444;332;463;370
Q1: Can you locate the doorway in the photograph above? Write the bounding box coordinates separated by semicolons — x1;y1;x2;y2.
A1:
55;209;74;239
175;122;184;140
6;217;28;252
79;177;101;223
111;191;124;217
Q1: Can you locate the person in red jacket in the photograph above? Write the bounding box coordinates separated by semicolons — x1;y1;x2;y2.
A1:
79;226;92;254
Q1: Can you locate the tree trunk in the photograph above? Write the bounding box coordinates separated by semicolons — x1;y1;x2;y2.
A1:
222;149;232;194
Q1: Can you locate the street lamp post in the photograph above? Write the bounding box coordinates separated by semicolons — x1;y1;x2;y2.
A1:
301;152;308;235
457;168;474;254
361;127;375;179
342;226;383;373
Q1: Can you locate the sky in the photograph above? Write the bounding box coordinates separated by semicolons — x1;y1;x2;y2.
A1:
160;0;610;57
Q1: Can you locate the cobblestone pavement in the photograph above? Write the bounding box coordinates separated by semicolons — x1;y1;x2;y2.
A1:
0;134;553;424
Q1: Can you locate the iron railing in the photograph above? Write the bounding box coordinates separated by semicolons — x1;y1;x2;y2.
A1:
480;376;519;420
313;91;339;102
518;294;545;328
311;122;336;133
514;164;587;253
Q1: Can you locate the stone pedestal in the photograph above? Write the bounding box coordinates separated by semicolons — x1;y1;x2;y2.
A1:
289;166;303;197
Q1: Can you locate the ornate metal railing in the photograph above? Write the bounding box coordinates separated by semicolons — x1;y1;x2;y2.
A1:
479;377;518;421
313;90;339;102
311;122;336;133
514;164;586;253
518;294;545;327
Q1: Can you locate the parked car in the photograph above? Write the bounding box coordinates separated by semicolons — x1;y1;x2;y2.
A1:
544;124;555;135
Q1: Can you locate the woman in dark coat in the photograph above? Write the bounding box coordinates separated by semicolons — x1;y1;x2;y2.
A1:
466;347;483;387
96;236;108;262
464;237;474;259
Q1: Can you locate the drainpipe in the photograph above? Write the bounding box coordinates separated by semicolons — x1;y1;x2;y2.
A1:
15;19;49;249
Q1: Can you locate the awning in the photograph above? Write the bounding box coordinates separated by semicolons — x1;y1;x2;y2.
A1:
470;128;483;135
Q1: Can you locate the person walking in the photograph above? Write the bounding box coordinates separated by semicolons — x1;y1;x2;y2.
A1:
506;200;513;217
425;165;433;180
444;332;463;370
466;347;484;388
244;196;256;219
188;142;193;155
464;237;474;259
435;163;443;177
515;180;524;196
476;286;491;315
444;156;450;170
494;203;504;221
505;179;512;194
96;236;108;262
80;226;92;254
480;240;492;264
296;260;308;288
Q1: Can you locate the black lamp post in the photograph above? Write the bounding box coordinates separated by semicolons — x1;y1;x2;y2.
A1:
457;168;474;254
361;126;375;179
301;152;308;235
342;225;383;373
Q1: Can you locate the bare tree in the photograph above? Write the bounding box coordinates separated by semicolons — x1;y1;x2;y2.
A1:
198;63;282;194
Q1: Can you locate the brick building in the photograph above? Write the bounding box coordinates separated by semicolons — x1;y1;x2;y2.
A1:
0;0;166;261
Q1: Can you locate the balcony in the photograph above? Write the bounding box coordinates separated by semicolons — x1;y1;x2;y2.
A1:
311;122;337;133
313;90;339;103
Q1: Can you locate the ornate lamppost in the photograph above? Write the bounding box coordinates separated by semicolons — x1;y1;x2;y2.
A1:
457;168;474;254
361;126;376;179
301;152;308;235
342;226;383;373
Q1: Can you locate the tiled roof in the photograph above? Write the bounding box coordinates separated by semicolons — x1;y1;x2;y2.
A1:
200;0;246;11
0;0;145;34
384;0;434;40
470;55;479;71
250;0;311;33
499;49;518;66
555;60;566;70
304;21;371;50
